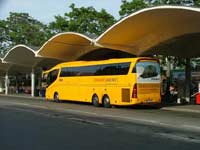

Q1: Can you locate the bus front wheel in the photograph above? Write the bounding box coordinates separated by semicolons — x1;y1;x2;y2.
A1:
102;95;111;108
92;94;100;107
54;92;60;103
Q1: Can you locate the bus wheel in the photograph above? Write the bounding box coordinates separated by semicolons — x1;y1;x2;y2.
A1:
92;94;99;107
54;92;59;103
102;95;111;108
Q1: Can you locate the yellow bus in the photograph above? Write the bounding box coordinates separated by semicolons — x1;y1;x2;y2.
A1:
43;57;161;107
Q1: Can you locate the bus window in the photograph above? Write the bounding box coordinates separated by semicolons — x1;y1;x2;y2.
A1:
136;62;160;83
99;62;130;75
59;62;131;77
47;69;59;86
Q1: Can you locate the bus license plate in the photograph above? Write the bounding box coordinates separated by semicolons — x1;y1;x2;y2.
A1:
146;99;152;103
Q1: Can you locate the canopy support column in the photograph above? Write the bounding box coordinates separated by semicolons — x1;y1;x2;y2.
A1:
5;72;8;95
166;57;171;102
31;68;35;97
185;58;191;103
166;57;171;78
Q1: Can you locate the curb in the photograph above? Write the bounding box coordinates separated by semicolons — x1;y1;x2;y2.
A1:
0;94;45;101
161;107;200;114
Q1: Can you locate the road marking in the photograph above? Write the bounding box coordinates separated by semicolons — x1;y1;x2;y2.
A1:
1;100;200;133
68;117;104;126
1;101;163;126
162;107;200;114
59;108;98;116
182;125;200;130
158;133;200;143
0;101;47;109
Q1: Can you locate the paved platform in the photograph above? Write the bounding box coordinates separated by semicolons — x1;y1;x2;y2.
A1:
0;93;45;100
162;104;200;114
0;94;200;114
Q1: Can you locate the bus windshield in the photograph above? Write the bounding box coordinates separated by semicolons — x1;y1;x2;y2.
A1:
46;69;59;86
136;61;160;83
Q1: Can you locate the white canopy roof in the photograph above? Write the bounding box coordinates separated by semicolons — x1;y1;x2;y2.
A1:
96;6;200;57
3;45;41;67
37;32;98;61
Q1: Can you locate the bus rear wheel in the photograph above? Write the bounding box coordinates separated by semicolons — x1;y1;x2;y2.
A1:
92;94;100;107
54;92;60;103
102;95;111;108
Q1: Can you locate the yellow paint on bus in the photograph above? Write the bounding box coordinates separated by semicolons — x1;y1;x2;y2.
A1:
43;57;161;107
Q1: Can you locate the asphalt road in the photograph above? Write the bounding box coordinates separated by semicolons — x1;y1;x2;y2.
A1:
0;96;200;150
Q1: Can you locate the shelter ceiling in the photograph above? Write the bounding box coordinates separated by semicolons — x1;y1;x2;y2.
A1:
3;45;41;67
96;6;200;58
37;33;98;61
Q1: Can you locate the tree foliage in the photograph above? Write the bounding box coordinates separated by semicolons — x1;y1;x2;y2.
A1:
49;3;116;36
119;0;148;18
0;12;50;56
119;0;200;18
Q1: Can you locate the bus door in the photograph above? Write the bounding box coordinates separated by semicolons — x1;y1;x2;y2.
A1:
41;73;48;97
46;69;59;95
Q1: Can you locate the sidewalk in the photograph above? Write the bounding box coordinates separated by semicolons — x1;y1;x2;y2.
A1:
161;104;200;114
0;93;45;100
1;94;200;114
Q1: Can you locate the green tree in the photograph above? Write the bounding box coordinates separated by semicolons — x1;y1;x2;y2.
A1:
49;3;116;35
48;15;69;34
0;12;50;56
119;0;148;18
0;20;10;55
119;0;200;18
152;0;200;6
194;0;200;6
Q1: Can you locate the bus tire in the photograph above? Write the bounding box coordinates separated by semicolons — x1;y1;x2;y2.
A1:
102;95;111;108
92;94;99;107
54;92;60;103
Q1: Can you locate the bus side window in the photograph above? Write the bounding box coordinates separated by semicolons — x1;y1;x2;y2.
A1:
47;74;51;86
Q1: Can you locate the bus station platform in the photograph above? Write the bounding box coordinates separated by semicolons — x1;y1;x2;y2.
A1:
161;104;200;114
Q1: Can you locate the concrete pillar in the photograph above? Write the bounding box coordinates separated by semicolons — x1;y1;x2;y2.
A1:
5;72;8;95
0;77;3;93
185;58;191;103
166;57;171;78
31;69;35;97
166;57;171;100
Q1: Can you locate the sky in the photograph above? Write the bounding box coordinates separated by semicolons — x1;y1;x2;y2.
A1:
0;0;123;24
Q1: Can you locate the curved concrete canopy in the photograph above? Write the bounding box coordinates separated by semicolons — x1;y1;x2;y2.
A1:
36;58;63;70
3;45;42;67
96;6;200;58
77;48;135;61
37;32;98;61
143;33;200;58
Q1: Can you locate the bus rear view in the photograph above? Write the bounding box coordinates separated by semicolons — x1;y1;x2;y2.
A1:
133;59;161;105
